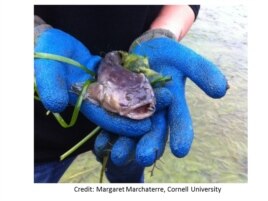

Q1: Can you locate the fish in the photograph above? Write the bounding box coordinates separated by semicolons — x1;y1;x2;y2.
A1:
71;51;156;120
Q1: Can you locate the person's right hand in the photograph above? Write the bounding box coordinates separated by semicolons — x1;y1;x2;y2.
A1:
34;16;152;136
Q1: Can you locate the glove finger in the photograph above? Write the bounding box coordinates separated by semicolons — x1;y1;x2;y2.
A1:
136;110;168;167
35;59;68;112
147;66;194;157
126;60;193;158
132;38;228;98
167;73;194;158
35;29;74;112
110;137;136;166
95;133;144;183
94;132;144;182
154;87;173;111
94;130;116;159
69;93;152;137
72;43;101;73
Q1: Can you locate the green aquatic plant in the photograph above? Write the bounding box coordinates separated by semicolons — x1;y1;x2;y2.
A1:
120;51;172;87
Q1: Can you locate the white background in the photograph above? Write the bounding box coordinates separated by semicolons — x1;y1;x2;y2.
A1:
0;0;267;201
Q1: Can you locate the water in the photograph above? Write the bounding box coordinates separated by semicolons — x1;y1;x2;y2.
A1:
60;5;247;183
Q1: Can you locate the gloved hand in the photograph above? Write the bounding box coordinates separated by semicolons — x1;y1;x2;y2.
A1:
94;29;228;176
130;29;229;158
34;16;151;136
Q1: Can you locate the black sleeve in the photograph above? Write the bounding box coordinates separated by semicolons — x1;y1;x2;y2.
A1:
189;5;200;20
34;5;162;54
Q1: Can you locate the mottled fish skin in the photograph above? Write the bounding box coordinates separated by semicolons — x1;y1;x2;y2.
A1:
72;51;156;120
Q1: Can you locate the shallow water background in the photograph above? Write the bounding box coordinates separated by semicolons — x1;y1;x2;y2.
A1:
60;5;247;183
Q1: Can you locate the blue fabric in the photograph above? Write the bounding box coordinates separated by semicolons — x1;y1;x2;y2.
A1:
111;137;137;166
132;37;228;157
135;110;168;166
34;28;152;136
35;29;100;112
34;156;76;183
109;111;168;167
105;159;144;183
94;131;144;182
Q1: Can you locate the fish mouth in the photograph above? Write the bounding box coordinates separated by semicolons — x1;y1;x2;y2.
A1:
122;102;156;120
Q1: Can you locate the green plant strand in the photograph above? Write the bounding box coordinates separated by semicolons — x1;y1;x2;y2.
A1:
34;52;96;77
119;51;172;86
150;76;172;87
34;80;92;128
60;126;101;161
34;95;40;101
52;80;92;128
100;153;109;183
34;52;97;128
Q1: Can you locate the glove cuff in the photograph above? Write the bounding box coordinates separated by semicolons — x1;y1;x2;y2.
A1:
34;15;52;45
129;28;177;51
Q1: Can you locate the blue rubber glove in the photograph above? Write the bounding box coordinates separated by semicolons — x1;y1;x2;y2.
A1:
94;114;169;183
34;16;151;136
94;110;168;166
130;29;229;158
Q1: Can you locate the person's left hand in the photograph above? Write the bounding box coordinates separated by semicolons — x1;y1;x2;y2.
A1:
130;29;228;159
